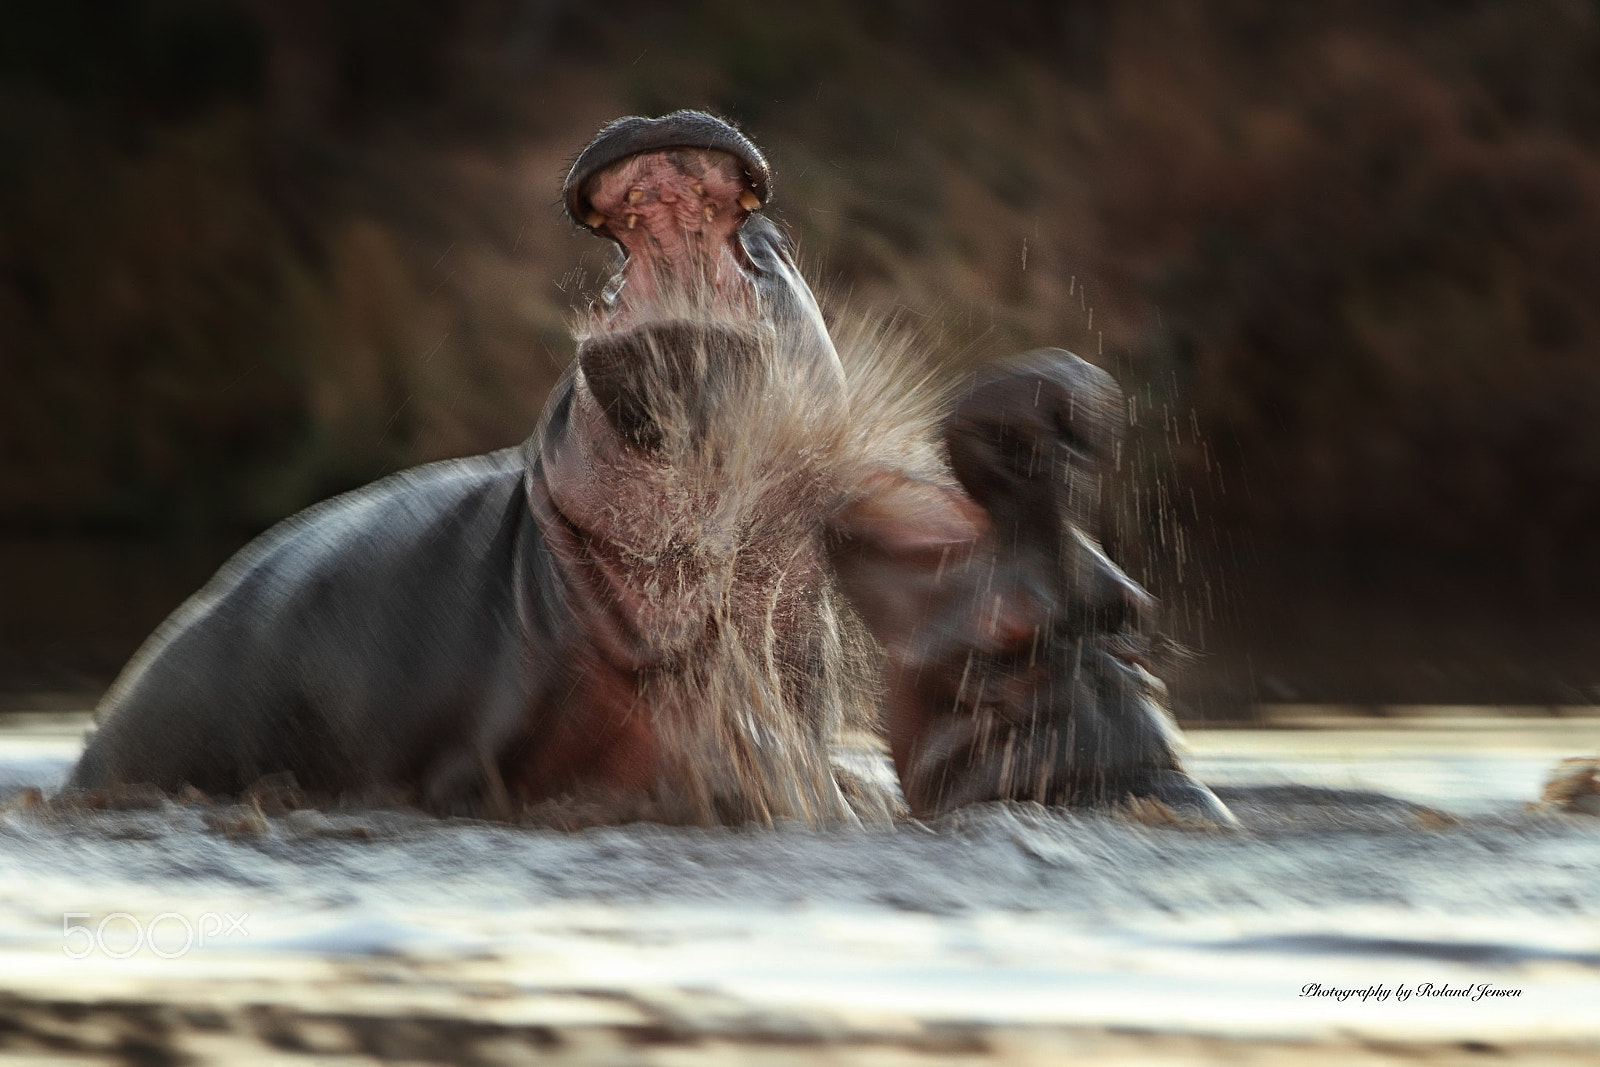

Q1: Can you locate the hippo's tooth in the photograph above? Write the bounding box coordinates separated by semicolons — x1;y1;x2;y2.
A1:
691;182;705;195
626;188;644;204
584;211;607;228
703;204;717;221
738;189;762;211
626;213;639;229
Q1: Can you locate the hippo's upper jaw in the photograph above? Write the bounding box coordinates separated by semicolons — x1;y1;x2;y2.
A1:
563;111;775;332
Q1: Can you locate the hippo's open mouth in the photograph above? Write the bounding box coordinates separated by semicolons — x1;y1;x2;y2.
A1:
563;111;773;332
557;110;846;459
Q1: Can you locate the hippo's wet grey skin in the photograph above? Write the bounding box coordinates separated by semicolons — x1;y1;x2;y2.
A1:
69;109;1229;826
68;449;573;810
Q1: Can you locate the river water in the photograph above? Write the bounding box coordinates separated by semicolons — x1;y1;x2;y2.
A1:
1;708;1597;1063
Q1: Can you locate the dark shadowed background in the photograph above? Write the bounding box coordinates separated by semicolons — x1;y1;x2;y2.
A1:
3;0;1599;718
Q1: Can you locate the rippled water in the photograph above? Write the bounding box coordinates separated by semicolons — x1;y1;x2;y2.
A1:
1;708;1598;1062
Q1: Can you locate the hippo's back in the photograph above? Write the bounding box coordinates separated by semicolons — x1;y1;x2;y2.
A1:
69;447;563;808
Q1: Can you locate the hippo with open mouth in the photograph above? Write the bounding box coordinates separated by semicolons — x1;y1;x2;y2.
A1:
68;111;1231;827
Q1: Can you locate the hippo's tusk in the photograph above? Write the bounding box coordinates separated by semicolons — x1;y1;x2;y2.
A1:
585;211;607;228
738;189;762;212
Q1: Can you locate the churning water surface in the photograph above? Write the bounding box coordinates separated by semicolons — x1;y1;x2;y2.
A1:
1;707;1598;1060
